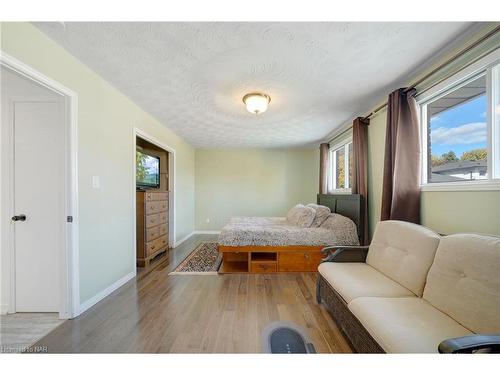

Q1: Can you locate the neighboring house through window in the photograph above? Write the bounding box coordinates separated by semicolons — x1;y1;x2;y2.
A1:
418;49;500;190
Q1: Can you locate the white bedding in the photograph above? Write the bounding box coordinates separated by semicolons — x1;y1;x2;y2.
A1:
218;215;359;247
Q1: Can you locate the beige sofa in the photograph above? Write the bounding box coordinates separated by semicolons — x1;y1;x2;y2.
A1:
317;220;500;353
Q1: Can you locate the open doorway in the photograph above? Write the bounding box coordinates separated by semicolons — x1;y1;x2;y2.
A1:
134;133;174;270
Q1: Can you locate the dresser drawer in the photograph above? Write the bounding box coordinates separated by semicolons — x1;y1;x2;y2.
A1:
158;224;168;236
146;235;168;256
146;225;160;242
159;200;168;211
145;213;160;228
145;200;167;214
146;224;167;242
145;191;169;201
250;261;277;273
158;212;168;224
278;252;323;272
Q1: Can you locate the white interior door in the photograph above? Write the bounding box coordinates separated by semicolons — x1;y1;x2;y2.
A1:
13;101;64;312
1;67;65;313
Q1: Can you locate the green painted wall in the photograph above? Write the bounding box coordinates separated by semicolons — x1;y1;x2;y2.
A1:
195;148;319;230
367;109;387;238
1;23;196;303
421;191;500;235
367;108;500;237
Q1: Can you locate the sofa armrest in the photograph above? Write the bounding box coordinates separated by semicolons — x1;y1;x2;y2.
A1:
438;334;500;353
321;246;369;263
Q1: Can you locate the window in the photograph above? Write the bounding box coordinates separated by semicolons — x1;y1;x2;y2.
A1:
419;51;500;190
426;74;487;183
328;139;353;192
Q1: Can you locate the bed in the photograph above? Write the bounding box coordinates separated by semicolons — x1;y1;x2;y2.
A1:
218;194;365;273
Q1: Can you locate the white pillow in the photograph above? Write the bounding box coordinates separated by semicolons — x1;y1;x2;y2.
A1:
286;204;316;228
306;203;331;227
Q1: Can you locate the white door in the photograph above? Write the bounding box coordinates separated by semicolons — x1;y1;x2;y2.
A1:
2;67;65;312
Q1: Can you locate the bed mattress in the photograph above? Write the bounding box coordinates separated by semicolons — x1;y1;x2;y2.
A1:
218;216;359;247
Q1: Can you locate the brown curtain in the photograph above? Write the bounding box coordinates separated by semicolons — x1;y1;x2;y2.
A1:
352;117;370;244
319;143;330;194
381;88;421;224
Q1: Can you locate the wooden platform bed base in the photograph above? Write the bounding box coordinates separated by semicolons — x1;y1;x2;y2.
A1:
218;245;324;273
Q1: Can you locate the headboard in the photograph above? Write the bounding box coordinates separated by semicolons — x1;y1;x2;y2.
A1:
317;194;365;244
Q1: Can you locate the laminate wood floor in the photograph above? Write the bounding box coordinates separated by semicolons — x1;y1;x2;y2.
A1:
32;235;352;353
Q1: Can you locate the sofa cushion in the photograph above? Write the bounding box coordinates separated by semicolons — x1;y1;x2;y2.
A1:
349;297;472;353
423;233;500;334
306;203;331;227
366;220;440;296
318;262;414;303
286;204;316;228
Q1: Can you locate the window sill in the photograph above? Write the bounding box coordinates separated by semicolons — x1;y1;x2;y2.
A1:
421;180;500;192
327;188;352;195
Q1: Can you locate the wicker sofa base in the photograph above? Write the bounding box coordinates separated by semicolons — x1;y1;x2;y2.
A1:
317;275;384;353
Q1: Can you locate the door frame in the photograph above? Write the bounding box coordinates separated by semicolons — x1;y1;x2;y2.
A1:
133;128;176;250
0;52;80;319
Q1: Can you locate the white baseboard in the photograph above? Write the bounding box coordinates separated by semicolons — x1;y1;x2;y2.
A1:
0;304;9;315
193;230;221;235
78;271;135;315
173;230;221;248
173;231;195;248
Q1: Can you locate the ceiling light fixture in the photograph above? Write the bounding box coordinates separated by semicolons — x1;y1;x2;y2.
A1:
242;92;271;114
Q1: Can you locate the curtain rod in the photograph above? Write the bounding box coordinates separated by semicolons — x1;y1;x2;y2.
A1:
325;125;352;144
362;25;500;121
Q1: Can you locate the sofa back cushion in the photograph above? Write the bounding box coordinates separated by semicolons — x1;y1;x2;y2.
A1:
423;233;500;333
366;220;440;296
306;203;331;227
286;204;316;228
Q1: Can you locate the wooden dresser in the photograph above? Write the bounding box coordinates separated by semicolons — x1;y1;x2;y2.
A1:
136;190;169;266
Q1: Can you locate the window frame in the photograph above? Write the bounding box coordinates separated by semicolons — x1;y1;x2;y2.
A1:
417;49;500;192
328;138;353;194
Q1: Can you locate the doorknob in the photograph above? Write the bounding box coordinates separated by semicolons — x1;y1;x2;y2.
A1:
11;214;26;222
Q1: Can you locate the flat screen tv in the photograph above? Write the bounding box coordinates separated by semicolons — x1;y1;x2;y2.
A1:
136;150;160;189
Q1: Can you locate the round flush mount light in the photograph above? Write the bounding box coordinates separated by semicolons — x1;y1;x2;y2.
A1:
242;92;271;114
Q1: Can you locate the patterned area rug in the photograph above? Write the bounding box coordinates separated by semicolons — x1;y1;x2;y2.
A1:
169;242;222;275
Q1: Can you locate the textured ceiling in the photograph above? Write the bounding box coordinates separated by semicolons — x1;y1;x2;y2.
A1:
34;22;475;148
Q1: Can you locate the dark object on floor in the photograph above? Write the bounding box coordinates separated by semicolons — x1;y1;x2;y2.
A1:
262;321;316;354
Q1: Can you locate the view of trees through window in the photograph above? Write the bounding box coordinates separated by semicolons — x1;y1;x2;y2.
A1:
427;75;488;183
431;148;487;166
335;147;346;188
332;142;353;190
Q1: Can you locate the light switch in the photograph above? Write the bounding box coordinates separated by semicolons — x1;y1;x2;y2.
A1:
92;175;100;189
